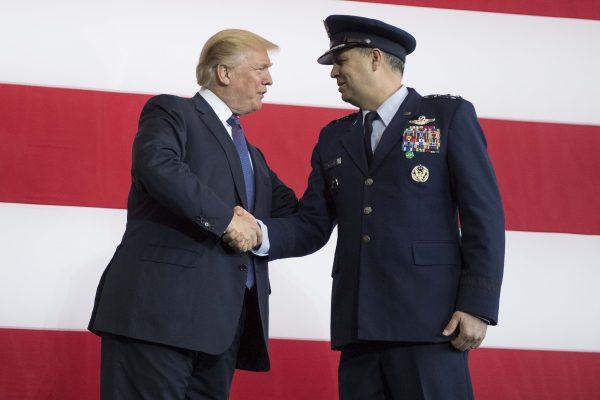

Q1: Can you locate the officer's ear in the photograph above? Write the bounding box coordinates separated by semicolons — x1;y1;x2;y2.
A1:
371;48;384;72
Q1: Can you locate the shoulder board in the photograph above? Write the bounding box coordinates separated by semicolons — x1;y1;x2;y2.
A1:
424;94;462;100
325;111;360;127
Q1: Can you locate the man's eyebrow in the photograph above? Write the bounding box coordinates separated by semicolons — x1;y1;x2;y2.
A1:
253;62;273;69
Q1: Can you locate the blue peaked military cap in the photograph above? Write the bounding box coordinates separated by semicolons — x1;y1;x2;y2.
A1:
317;15;417;65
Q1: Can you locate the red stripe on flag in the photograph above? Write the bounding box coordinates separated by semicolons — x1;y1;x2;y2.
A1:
1;328;599;400
0;84;147;209
351;0;600;21
2;83;599;234
482;118;600;235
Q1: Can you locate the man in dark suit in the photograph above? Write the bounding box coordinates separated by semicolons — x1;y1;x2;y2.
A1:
228;15;505;399
88;29;298;399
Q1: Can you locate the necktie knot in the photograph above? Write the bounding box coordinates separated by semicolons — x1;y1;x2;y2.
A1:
227;114;241;127
365;111;379;125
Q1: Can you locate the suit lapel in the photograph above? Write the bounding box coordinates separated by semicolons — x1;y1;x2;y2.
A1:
340;113;369;176
192;93;248;210
370;88;422;173
248;145;269;214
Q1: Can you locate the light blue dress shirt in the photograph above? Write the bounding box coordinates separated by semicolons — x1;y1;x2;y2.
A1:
361;85;409;153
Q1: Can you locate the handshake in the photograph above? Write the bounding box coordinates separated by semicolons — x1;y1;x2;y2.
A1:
223;206;262;253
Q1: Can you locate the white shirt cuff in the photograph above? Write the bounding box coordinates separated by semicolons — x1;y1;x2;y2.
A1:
252;220;270;256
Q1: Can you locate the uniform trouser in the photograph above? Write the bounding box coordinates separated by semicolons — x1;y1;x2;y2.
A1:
100;287;259;400
338;342;474;400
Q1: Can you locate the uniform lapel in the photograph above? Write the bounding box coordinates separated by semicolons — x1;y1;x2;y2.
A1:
192;93;248;210
369;88;422;173
340;113;369;176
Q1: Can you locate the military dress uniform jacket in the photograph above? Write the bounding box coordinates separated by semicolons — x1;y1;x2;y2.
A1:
265;88;505;349
88;93;298;371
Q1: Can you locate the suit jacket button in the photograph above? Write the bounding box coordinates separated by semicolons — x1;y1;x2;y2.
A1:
363;206;372;215
365;178;374;186
362;235;371;243
239;265;248;271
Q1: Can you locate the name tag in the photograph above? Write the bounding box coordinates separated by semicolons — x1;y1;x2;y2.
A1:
324;157;342;170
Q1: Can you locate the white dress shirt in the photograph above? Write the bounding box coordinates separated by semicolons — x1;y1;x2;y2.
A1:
198;88;270;255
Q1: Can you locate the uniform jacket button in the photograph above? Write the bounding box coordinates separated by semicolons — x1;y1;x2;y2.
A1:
365;178;374;186
363;206;372;215
362;235;371;243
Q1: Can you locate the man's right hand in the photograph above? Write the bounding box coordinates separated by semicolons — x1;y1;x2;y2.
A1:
223;207;262;253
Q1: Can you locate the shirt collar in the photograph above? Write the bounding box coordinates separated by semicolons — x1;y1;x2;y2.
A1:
362;85;409;127
198;87;234;127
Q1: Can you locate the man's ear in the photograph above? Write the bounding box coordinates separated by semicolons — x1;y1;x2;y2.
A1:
371;48;384;72
215;64;231;86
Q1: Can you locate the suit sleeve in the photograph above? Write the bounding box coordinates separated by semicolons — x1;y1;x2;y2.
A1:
263;141;337;260
447;100;505;325
131;95;233;237
254;147;299;218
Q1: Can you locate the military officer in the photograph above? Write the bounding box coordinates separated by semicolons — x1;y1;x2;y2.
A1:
229;14;505;399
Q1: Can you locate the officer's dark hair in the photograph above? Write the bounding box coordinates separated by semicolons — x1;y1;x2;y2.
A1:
356;47;405;75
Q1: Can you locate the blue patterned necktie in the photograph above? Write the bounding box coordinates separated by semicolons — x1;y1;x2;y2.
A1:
227;114;255;288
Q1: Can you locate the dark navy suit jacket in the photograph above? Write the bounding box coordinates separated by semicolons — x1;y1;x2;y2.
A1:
88;93;297;371
265;88;504;349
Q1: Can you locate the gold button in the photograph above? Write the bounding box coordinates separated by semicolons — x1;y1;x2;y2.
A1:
362;235;371;243
363;206;372;215
365;178;373;186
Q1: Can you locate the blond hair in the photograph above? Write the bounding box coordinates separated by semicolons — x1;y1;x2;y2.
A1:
196;29;278;87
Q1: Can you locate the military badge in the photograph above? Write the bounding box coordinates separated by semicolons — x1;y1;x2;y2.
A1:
409;116;435;125
411;164;429;182
405;151;414;159
402;124;441;154
330;178;339;191
324;157;342;170
424;94;462;100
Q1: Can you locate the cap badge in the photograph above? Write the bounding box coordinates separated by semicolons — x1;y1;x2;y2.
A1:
411;164;429;182
409;116;435;126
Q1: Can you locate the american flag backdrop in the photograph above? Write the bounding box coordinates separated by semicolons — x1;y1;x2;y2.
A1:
1;0;599;399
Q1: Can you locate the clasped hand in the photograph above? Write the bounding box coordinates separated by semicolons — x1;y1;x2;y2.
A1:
223;206;262;253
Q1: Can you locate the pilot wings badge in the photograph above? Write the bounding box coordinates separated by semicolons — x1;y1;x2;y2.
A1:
409;116;436;125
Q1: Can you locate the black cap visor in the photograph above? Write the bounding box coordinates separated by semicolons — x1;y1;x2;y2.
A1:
317;32;408;65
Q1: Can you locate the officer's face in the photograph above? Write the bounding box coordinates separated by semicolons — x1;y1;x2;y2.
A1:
226;48;273;115
330;48;373;108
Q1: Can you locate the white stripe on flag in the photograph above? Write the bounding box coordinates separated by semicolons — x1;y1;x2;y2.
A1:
1;202;599;352
1;1;599;124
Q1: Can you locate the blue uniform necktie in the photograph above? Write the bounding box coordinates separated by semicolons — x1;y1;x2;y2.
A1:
364;111;379;167
227;114;255;288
